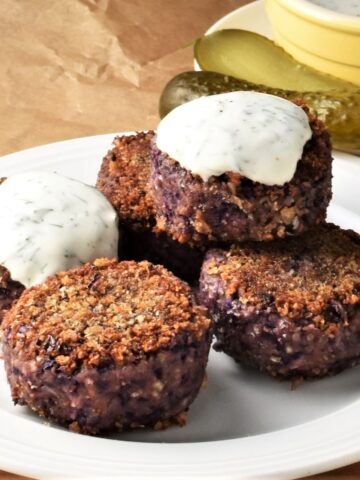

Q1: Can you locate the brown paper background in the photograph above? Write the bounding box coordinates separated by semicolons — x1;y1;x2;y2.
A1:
0;0;244;156
0;0;359;478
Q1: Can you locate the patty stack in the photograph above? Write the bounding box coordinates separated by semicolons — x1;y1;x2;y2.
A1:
4;89;357;438
98;91;359;381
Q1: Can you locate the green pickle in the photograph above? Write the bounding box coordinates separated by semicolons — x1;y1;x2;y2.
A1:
159;71;360;155
194;29;357;92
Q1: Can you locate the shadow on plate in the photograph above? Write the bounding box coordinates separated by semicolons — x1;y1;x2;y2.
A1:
113;349;360;443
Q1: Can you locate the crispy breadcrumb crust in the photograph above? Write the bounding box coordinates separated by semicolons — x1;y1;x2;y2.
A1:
202;223;360;326
2;259;210;375
96;131;156;230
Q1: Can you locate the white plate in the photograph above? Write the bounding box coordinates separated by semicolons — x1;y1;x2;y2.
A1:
0;130;359;480
0;4;359;478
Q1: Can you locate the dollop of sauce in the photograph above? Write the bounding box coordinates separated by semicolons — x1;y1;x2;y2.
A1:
0;172;119;287
309;0;360;17
156;91;312;185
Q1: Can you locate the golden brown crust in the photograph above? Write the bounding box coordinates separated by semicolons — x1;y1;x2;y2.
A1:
2;259;210;374
96;131;156;230
204;224;360;327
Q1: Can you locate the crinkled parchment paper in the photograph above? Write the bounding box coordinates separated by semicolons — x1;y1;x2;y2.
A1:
0;0;244;156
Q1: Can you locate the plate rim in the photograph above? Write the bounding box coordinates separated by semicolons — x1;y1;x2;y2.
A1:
1;1;360;476
0;129;359;480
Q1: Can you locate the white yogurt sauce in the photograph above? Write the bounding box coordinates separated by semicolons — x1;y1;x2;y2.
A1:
0;172;119;287
156;92;312;185
309;0;360;17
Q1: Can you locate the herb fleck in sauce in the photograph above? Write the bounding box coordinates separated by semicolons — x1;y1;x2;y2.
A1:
0;172;119;287
156;91;312;185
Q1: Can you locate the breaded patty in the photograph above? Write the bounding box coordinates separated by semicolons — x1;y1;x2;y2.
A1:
198;223;360;380
3;258;212;434
97;132;156;231
96;132;205;281
151;104;333;246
